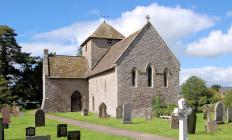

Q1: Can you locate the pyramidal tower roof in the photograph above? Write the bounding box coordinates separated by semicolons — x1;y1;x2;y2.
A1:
81;21;125;46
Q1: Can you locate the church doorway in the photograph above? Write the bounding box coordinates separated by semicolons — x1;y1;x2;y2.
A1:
71;91;82;112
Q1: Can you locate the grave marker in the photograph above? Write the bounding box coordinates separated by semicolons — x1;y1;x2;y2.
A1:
214;102;224;124
57;124;67;137
1;106;11;129
227;107;232;123
116;105;123;119
68;131;80;140
122;103;132;124
35;109;45;127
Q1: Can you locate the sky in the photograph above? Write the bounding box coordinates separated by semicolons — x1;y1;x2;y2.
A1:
1;0;232;87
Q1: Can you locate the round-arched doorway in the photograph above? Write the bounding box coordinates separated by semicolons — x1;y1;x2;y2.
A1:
71;91;82;112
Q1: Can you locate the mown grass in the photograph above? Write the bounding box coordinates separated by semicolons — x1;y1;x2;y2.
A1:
3;111;132;140
52;112;232;140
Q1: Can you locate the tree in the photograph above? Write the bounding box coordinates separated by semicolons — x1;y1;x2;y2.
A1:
211;84;221;92
0;75;15;105
224;90;232;107
181;76;208;111
207;88;221;103
0;25;31;83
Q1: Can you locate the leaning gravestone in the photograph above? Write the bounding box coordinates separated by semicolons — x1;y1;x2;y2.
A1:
99;103;107;118
26;135;51;140
170;113;179;129
35;109;45;127
1;106;11;129
116;105;123;119
0;118;4;140
187;109;197;134
214;102;224;124
205;106;217;133
68;131;80;140
227;107;232;123
122;103;132;124
57;124;67;137
144;107;153;120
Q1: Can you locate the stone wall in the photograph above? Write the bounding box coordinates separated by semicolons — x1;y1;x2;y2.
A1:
89;70;118;117
82;38;120;69
116;23;180;117
42;78;88;112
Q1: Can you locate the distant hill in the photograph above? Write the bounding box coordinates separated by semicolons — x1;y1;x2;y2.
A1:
219;87;232;95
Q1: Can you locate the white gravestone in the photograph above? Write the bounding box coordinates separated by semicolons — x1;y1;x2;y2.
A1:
173;98;192;140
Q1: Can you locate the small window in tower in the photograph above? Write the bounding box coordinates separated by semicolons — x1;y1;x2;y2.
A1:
147;64;153;87
164;68;168;87
107;39;113;45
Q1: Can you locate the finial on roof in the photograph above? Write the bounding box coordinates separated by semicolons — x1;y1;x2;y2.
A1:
145;15;150;22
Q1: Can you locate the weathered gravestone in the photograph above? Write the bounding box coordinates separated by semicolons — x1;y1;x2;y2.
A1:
187;109;197;134
116;105;123;119
57;124;67;137
68;131;80;140
144;107;153;120
170;113;179;129
122;103;132;124
99;103;107;118
26;127;36;136
227;107;232;123
11;101;20;116
1;106;11;129
35;109;45;127
26;135;51;140
203;105;208;120
214;102;224;124
81;96;88;116
205;106;217;133
0;118;4;140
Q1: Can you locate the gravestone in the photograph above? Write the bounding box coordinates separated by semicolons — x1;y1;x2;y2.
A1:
11;101;20;116
144;107;153;120
170;113;179;129
1;106;11;129
187;109;197;134
26;135;51;140
81;96;88;116
205;121;217;133
35;109;45;127
26;127;35;136
227;107;232;123
122;103;132;124
99;103;107;118
68;131;80;140
0;118;4;140
203;105;208;120
205;106;217;133
214;102;224;124
57;124;67;137
116;105;123;119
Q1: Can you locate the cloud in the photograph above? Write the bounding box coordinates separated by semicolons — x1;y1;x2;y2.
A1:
180;66;232;87
186;25;232;57
20;42;78;56
226;11;232;18
20;3;215;56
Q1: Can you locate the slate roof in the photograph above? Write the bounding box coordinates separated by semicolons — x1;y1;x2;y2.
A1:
81;22;125;46
48;56;89;78
89;29;142;76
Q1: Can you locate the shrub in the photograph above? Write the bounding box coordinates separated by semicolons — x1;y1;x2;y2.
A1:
152;95;177;117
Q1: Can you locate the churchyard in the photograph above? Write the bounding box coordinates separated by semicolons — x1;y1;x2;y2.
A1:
1;111;132;140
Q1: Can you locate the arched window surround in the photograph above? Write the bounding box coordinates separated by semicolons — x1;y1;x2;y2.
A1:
163;68;169;88
146;64;154;87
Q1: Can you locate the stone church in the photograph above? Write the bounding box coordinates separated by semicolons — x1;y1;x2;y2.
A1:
41;21;180;117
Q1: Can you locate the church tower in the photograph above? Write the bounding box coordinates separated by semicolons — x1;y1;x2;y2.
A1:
81;21;125;69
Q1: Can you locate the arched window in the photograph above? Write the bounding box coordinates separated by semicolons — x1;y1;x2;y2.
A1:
131;68;137;87
147;64;153;87
164;68;168;87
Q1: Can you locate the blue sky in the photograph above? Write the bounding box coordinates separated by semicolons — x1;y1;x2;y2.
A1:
1;0;232;86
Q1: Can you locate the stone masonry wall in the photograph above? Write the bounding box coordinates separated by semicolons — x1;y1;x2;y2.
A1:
89;70;118;117
42;78;88;112
116;23;180;117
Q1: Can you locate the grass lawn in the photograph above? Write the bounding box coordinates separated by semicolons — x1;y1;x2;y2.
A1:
52;112;232;140
3;111;132;140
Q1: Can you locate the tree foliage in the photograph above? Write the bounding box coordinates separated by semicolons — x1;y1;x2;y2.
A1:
0;75;15;105
224;90;232;107
181;76;208;111
211;84;221;92
0;25;43;106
